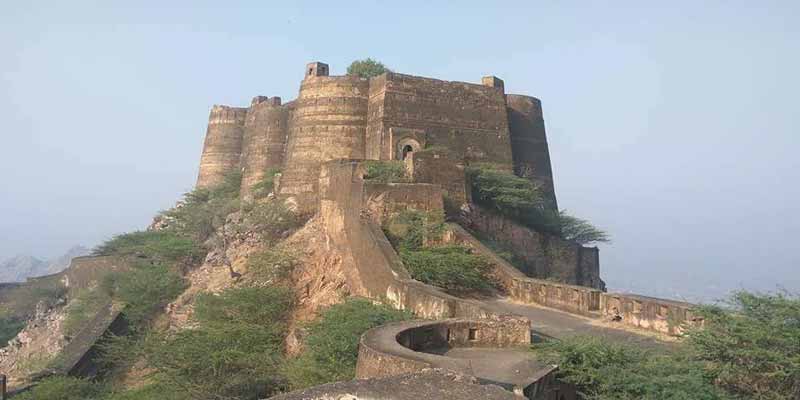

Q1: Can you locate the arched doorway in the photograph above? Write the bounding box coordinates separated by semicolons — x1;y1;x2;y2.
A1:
396;138;421;160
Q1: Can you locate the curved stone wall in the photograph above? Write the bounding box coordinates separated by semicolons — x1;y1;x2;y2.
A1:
280;76;369;212
355;319;571;399
196;105;247;188
240;97;290;200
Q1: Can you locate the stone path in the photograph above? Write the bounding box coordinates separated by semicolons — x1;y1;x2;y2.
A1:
483;298;676;350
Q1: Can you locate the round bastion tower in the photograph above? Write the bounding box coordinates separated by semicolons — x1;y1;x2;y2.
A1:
240;96;291;201
196;105;248;188
279;62;369;212
506;94;559;210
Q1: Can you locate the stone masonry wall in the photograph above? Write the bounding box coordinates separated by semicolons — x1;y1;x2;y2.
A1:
366;72;513;169
463;206;605;290
196;105;247;188
240;96;291;201
506;94;558;209
280;76;369;212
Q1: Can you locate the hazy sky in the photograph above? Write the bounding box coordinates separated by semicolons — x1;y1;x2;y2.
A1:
1;1;798;301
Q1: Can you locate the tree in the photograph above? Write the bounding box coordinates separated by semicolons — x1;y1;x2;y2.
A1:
346;58;389;78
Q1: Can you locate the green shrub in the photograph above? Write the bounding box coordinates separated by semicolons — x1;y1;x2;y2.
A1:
193;286;293;327
103;383;189;400
145;286;293;400
0;317;26;346
246;245;299;282
346;58;389;78
93;231;203;266
161;169;242;243
102;264;186;329
251;168;281;199
363;160;407;183
467;164;609;244
558;211;610;245
284;298;410;389
383;209;445;251
63;287;112;337
536;336;727;400
14;376;106;400
686;291;800;399
242;199;304;244
399;246;494;294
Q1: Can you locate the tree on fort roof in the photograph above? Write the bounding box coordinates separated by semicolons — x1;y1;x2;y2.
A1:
346;58;389;78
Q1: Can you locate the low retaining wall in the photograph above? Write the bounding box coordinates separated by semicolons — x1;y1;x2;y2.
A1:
600;293;701;335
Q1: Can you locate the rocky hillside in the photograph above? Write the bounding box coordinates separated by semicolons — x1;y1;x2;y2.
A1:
0;246;89;282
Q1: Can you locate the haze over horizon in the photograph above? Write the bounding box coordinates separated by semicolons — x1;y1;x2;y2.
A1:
1;1;798;302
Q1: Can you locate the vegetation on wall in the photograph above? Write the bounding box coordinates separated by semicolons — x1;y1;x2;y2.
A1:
466;164;609;245
537;291;800;400
92;231;203;267
284;298;410;389
383;210;495;294
346;58;389;78
0;317;26;346
251;168;281;200
100;264;186;329
363;160;408;183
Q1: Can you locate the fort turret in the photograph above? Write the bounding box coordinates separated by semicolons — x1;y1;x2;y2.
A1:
278;62;370;212
240;96;291;201
196;105;247;188
506;94;558;209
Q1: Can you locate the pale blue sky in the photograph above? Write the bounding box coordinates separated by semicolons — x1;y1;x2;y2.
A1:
1;1;798;300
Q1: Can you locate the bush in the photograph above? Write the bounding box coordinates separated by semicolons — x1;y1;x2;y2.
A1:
399;246;495;294
161;169;242;243
558;211;610;245
93;231;203;267
246;245;299;283
467;164;609;244
686;291;800;399
363;160;407;183
145;286;293;399
536;336;727;400
346;58;389;78
14;376;106;400
285;298;409;389
102;264;186;329
242;199;304;244
0;317;26;346
383;210;445;251
251;168;281;199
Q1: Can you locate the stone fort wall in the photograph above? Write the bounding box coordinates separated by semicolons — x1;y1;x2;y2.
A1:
194;61;558;213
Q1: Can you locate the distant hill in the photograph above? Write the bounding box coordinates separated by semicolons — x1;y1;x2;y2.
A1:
0;246;90;283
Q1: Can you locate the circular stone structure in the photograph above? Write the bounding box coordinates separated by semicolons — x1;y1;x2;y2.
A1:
354;319;575;400
279;75;369;212
196;105;248;188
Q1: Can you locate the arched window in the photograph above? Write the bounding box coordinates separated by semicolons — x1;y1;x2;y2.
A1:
402;144;414;160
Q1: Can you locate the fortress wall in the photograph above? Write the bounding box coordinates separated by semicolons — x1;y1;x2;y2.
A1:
240;97;290;200
368;72;513;168
318;160;510;320
463;206;606;290
600;293;702;335
196;105;248;188
280;76;369;212
363;182;444;224
506;95;558;209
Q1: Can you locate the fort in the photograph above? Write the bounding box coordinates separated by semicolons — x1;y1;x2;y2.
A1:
192;62;701;399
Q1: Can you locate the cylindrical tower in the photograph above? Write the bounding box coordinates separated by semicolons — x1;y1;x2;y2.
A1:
196;105;247;188
506;94;558;210
240;96;290;200
279;63;369;212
